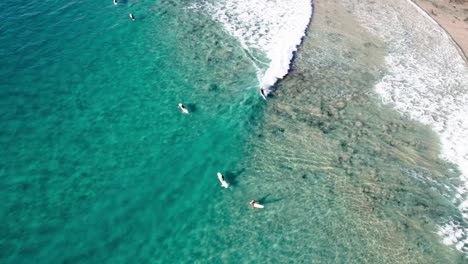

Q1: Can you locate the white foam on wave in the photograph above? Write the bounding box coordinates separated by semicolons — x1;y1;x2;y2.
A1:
340;0;468;253
190;0;313;93
438;220;468;252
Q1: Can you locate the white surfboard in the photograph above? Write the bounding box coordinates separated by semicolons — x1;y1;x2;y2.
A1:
217;172;229;188
178;103;189;114
253;203;264;209
113;0;117;5
250;200;264;209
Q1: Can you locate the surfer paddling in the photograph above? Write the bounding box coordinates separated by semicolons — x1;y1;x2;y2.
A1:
250;199;264;209
113;0;117;5
129;13;136;21
260;87;267;100
217;172;229;188
178;103;189;114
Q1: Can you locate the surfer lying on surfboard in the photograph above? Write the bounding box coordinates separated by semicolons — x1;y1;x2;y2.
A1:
178;103;189;114
217;172;229;188
250;199;264;209
129;13;136;21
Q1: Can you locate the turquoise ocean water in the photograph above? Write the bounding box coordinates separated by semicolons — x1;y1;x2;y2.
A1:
1;0;467;263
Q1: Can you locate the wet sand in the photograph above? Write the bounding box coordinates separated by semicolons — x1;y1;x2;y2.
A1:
411;0;468;61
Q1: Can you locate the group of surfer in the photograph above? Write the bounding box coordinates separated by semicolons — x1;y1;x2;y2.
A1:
115;0;265;208
178;84;267;207
177;103;264;208
216;172;264;209
178;97;265;209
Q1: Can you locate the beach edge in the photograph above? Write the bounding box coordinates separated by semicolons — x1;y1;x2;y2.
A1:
409;0;468;63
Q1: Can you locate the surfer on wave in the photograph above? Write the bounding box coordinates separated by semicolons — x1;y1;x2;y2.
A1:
260;87;267;100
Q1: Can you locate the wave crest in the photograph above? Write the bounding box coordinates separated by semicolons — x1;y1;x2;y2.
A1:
191;0;313;93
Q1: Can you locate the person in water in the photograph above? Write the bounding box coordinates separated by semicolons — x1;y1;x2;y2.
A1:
129;13;136;21
113;0;117;5
179;104;187;111
250;200;256;208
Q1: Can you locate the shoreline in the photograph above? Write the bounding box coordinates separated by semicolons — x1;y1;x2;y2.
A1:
410;0;468;63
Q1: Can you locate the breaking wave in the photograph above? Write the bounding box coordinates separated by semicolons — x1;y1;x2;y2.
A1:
340;0;468;253
189;0;313;94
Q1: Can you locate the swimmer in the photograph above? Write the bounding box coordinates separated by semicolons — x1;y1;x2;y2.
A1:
129;13;136;21
217;172;229;188
113;0;117;5
178;103;189;114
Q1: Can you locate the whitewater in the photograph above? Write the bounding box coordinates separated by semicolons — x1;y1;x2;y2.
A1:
186;0;468;254
190;0;468;254
189;0;313;94
340;0;468;253
4;0;468;262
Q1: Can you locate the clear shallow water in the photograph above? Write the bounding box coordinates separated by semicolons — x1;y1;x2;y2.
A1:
339;0;468;253
0;0;467;263
0;0;259;262
225;1;465;262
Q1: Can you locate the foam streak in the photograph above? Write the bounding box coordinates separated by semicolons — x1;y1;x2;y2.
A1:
341;0;468;253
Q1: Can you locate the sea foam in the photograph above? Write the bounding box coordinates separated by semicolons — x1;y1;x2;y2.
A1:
191;0;313;94
341;0;468;253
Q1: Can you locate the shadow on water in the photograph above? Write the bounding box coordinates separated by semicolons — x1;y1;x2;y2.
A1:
187;103;197;113
258;193;283;205
224;168;244;187
130;14;146;21
266;92;276;99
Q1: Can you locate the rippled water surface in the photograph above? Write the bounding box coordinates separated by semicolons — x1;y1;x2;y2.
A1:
0;0;466;263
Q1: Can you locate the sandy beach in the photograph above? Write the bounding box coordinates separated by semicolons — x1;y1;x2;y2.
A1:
411;0;468;61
